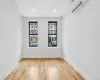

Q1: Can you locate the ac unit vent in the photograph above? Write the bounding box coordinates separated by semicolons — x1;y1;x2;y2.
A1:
72;1;83;13
72;0;87;13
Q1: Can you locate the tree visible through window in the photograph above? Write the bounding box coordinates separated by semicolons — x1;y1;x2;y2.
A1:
48;21;57;47
29;22;38;47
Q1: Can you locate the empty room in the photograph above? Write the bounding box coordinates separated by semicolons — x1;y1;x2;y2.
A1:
0;0;100;80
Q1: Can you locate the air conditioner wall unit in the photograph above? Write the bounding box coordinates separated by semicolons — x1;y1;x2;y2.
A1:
72;0;87;13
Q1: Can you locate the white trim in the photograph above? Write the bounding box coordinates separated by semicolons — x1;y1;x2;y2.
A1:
72;64;94;80
64;58;94;80
48;47;59;48
0;61;20;80
28;46;39;48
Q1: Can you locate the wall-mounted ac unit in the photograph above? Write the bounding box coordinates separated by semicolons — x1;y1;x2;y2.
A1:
71;0;87;13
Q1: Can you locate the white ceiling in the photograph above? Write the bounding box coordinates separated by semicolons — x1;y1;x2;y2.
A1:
15;0;70;17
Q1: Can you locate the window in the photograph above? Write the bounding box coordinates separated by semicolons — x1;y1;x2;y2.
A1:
29;22;38;47
48;21;57;47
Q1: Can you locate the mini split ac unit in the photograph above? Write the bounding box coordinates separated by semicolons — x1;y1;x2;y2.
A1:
71;0;87;13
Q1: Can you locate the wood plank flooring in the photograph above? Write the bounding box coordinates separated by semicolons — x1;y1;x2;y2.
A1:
5;58;84;80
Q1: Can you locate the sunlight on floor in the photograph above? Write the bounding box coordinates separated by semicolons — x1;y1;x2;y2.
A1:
28;67;38;80
47;66;59;80
5;58;84;80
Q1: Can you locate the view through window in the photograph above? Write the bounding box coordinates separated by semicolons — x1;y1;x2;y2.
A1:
48;21;57;47
29;22;38;47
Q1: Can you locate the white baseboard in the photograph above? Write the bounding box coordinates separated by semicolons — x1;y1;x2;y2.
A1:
64;58;94;80
0;57;22;80
0;62;19;80
72;64;94;80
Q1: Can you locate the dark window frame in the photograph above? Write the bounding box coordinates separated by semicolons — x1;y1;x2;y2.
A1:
29;21;38;47
48;21;57;47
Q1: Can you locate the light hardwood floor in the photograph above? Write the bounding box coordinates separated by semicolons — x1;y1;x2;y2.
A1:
5;58;84;80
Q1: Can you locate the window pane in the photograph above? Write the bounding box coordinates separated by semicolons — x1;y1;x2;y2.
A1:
30;30;38;34
48;35;57;47
29;35;38;47
29;22;38;47
48;21;57;47
48;22;57;34
29;22;38;35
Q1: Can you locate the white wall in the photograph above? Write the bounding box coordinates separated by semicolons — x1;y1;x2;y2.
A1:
0;0;22;79
22;17;63;58
63;0;100;80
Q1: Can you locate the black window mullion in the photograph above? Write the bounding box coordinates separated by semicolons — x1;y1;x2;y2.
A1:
29;21;38;47
48;21;57;47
